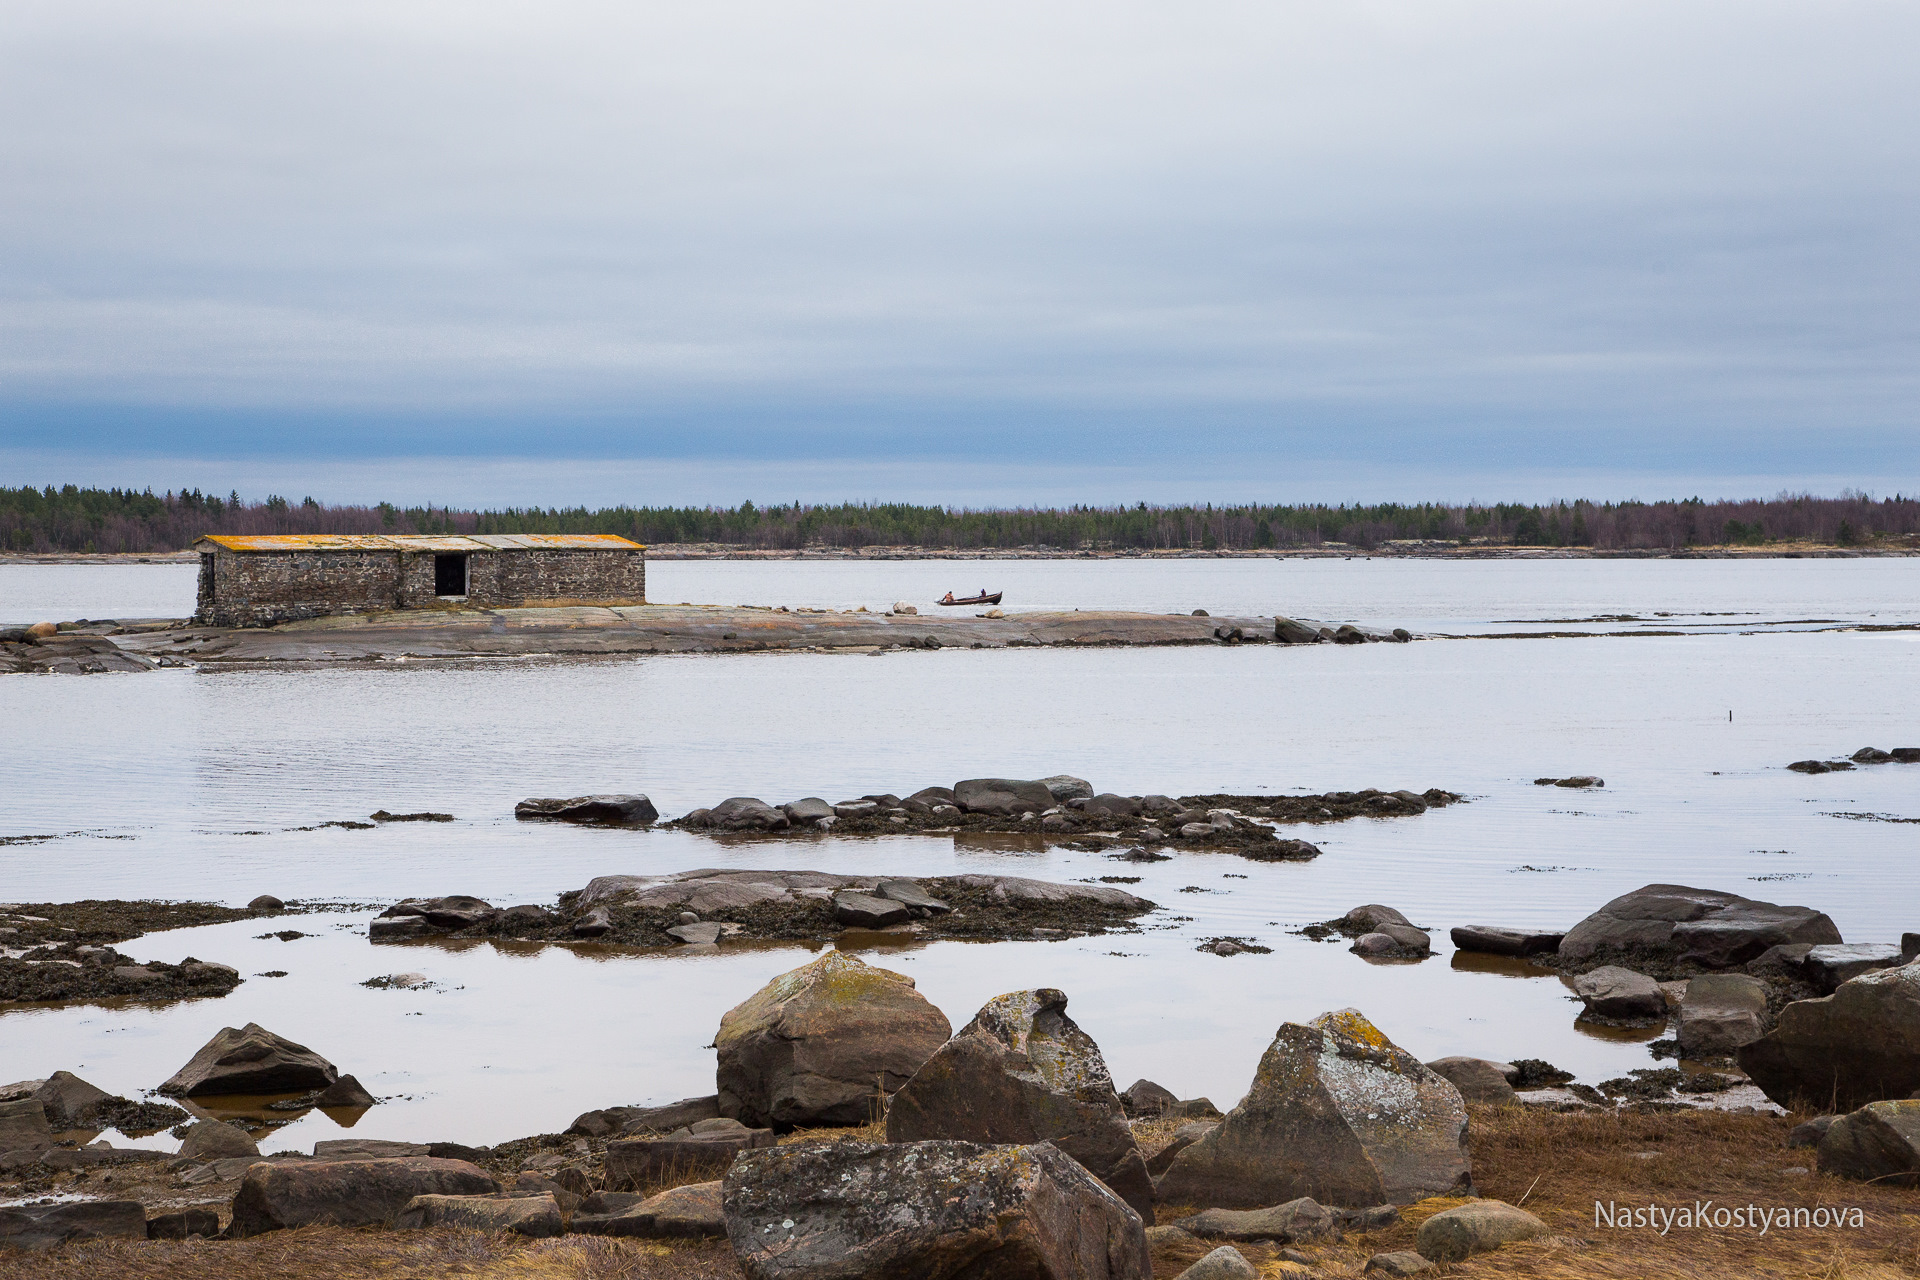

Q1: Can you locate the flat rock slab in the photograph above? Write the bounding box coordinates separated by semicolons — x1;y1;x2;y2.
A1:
1449;925;1564;957
0;1200;147;1251
227;1156;498;1236
1803;943;1907;993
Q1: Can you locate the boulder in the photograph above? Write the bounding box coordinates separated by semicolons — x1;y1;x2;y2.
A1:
1365;1252;1434;1275
1449;925;1564;957
701;798;792;832
395;1193;563;1236
1676;974;1770;1057
1738;962;1920;1109
573;1180;725;1237
1354;925;1431;957
1146;1121;1218;1176
30;1071;113;1130
515;794;658;825
1156;1009;1471;1208
1803;943;1906;993
370;916;433;941
1905;933;1920;963
380;895;495;929
954;778;1057;817
1786;1115;1835;1148
0;1200;147;1251
906;786;957;808
1121;1078;1178;1118
316;1075;377;1109
782;798;836;824
885;988;1155;1220
1173;1198;1336;1243
1175;1245;1258;1280
248;895;284;910
0;1100;52;1154
1816;1100;1920;1185
1572;966;1666;1021
1038;775;1095;802
667;921;723;944
1274;617;1322;644
875;880;951;913
832;891;911;928
227;1156;498;1236
1344;905;1412;932
1557;884;1841;969
1853;747;1893;763
177;1120;259;1161
722;1139;1151;1280
717;952;951;1129
1414;1199;1548;1262
1423;1058;1518;1105
147;1209;220;1240
1748;943;1816;979
158;1023;340;1096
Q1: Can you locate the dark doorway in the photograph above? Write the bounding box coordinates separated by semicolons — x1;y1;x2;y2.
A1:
434;553;468;597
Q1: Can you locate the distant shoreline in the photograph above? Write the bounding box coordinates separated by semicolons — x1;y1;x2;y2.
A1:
1;542;1914;567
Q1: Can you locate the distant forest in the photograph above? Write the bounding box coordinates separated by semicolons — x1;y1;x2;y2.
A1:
3;484;1916;555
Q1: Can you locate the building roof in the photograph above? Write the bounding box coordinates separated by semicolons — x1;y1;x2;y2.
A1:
193;533;644;553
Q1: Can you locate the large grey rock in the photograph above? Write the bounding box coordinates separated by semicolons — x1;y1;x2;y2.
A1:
1449;926;1563;957
514;794;658;826
0;1099;52;1154
1558;884;1841;969
1354;925;1431;957
722;1139;1151;1280
1274;617;1323;644
1803;944;1907;993
954;778;1057;817
227;1156;497;1236
1173;1198;1336;1243
1156;1009;1471;1209
0;1200;147;1251
781;798;836;824
1038;775;1095;802
886;988;1155;1221
1423;1058;1518;1105
158;1022;340;1096
1572;966;1666;1021
177;1119;260;1161
572;1180;725;1237
1175;1245;1257;1280
1415;1199;1548;1261
698;797;792;831
1815;1099;1920;1185
1739;962;1920;1109
1344;905;1411;931
396;1193;563;1236
31;1071;114;1129
1676;974;1770;1057
717;951;952;1128
603;1129;775;1189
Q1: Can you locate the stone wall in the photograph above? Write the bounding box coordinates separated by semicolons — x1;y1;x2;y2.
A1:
196;549;647;627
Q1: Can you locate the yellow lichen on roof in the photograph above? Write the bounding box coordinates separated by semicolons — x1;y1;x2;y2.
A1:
193;534;644;552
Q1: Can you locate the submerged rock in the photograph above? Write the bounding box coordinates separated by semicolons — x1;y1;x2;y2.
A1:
716;951;951;1129
886;987;1154;1220
1155;1009;1471;1208
722;1140;1151;1280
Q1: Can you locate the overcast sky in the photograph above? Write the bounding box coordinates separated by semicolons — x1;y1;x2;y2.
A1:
3;1;1915;506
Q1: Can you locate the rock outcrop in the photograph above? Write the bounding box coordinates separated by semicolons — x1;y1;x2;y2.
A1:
716;952;952;1129
158;1023;340;1096
1558;884;1840;969
722;1140;1151;1280
885;988;1155;1220
1155;1009;1471;1208
1738;962;1920;1109
227;1156;498;1236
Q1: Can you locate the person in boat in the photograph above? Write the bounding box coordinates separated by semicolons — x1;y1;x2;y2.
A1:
941;591;956;604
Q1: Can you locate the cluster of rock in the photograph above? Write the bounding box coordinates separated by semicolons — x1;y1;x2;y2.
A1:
0;624;165;674
0;941;241;1005
1307;904;1436;959
370;869;1155;947
1273;617;1413;644
666;774;1459;853
1532;774;1603;788
1787;746;1920;772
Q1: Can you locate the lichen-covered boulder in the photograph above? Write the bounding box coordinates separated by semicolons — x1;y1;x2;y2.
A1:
717;952;952;1128
1155;1009;1471;1209
1815;1099;1920;1186
157;1023;339;1096
1558;884;1839;968
1414;1199;1548;1262
722;1140;1150;1280
885;988;1154;1221
1739;962;1920;1109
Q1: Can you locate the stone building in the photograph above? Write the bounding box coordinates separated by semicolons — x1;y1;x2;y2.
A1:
192;533;646;627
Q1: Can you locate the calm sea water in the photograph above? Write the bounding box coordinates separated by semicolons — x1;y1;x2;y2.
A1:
2;560;1916;1152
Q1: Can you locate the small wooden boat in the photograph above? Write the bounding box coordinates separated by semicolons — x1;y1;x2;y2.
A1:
937;591;1002;606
